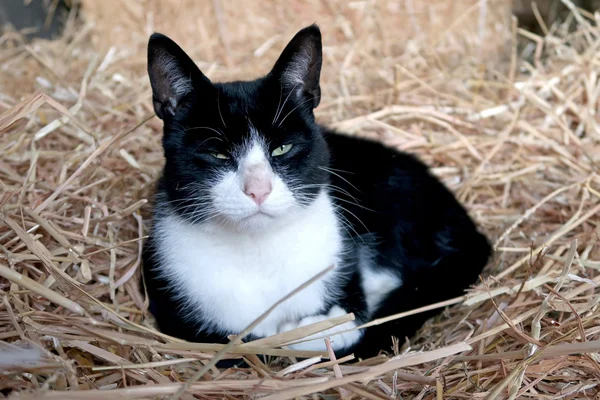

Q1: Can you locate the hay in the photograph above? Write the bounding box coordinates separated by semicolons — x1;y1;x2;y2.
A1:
1;0;600;398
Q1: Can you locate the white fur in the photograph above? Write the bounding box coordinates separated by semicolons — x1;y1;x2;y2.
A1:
241;139;267;165
358;246;403;314
158;51;192;101
281;50;313;103
154;190;345;338
361;268;402;314
278;305;362;351
285;52;310;87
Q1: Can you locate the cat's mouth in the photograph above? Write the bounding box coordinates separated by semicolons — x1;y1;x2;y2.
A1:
241;210;275;221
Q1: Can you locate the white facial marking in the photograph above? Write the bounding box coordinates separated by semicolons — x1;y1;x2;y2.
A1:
241;142;273;205
209;137;297;231
242;140;268;165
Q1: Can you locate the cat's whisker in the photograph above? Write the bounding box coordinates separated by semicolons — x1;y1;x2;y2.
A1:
291;190;370;240
181;210;221;225
294;188;365;211
294;181;358;202
318;166;362;193
178;207;218;217
184;126;225;137
329;194;374;213
189;212;221;226
277;95;321;127
273;74;301;126
192;137;226;153
293;183;368;210
295;184;353;200
166;200;214;211
272;80;285;126
175;205;215;216
330;207;365;245
163;195;209;204
321;166;356;175
216;92;227;129
330;213;355;244
331;201;370;235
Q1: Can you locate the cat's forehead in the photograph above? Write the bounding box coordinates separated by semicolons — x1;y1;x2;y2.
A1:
217;82;273;116
208;80;304;139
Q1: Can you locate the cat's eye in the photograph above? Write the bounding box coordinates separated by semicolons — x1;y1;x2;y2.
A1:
210;152;230;160
272;144;293;157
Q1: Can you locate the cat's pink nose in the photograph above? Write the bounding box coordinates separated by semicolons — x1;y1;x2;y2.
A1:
244;180;272;205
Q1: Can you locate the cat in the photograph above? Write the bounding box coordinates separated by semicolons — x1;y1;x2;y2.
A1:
142;24;491;360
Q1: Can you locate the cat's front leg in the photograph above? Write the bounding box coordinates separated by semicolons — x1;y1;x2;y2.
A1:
278;306;363;351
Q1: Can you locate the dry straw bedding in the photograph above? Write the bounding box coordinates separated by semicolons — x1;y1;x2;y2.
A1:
1;1;600;399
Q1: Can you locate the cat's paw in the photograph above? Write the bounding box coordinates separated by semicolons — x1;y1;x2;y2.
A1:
278;306;362;351
278;314;329;335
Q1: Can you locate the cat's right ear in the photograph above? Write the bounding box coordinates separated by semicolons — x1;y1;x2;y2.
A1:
147;33;212;119
268;24;323;109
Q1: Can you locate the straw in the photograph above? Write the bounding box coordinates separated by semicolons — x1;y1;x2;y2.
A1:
1;0;600;398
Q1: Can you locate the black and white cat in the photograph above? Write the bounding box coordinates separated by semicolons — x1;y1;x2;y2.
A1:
142;24;491;359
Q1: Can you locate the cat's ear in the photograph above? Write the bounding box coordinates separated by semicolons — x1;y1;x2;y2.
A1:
269;24;323;109
147;33;212;119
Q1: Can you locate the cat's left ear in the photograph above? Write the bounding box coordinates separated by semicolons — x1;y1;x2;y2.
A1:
269;24;323;109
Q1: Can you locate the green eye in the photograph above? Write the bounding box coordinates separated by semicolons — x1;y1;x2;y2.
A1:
211;152;230;160
272;144;293;157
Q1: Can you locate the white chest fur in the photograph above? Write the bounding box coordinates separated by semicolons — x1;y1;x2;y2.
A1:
153;192;344;338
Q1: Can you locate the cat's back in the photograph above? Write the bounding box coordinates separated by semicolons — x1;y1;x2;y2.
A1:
324;130;429;175
323;129;465;220
323;129;490;272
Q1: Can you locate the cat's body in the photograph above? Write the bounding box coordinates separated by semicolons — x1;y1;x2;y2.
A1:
143;25;491;359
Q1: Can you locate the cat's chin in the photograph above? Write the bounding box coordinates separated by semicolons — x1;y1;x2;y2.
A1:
200;210;285;233
237;211;276;230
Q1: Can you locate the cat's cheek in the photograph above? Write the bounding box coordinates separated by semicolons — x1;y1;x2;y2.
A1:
260;174;298;215
209;171;256;219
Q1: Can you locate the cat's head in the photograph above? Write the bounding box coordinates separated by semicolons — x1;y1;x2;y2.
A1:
148;25;330;232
